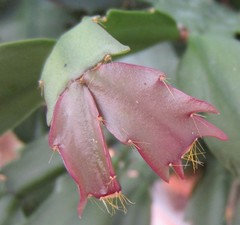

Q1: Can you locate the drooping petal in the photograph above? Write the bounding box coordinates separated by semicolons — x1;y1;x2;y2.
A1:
83;62;227;181
49;81;120;216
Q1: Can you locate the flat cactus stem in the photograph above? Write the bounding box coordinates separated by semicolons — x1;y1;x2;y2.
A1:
83;62;228;181
41;17;130;126
49;81;121;216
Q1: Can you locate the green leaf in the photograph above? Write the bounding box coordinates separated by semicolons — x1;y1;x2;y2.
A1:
0;0;8;11
148;0;240;36
1;136;64;195
186;157;232;225
19;0;71;39
0;39;54;135
41;17;129;125
177;34;240;176
102;9;179;52
0;183;6;199
14;107;48;143
229;0;240;10
0;195;26;225
0;0;72;43
20;180;55;216
25;175;94;225
50;0;124;11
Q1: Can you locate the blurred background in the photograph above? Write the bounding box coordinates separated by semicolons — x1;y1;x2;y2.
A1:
0;0;240;225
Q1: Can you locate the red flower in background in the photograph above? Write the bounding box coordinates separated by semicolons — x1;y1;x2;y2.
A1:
48;62;227;216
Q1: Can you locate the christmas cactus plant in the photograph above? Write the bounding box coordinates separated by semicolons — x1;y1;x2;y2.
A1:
0;0;240;225
41;16;227;216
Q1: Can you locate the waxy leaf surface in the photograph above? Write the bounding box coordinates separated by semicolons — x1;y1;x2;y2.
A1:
41;17;129;125
0;39;54;134
1;136;63;195
83;62;227;181
25;175;80;225
0;195;26;225
49;82;120;216
186;157;231;225
102;9;179;52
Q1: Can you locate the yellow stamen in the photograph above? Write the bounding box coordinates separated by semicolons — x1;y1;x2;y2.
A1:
101;16;107;23
78;76;85;85
38;80;44;96
99;192;133;215
97;116;105;124
181;139;206;173
148;7;156;13
92;16;107;23
103;54;112;63
92;16;101;23
89;197;106;213
90;54;112;72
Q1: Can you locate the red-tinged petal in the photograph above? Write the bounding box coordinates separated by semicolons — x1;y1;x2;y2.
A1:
83;62;227;181
49;81;120;216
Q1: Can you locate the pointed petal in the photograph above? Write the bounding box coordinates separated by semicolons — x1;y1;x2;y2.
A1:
77;191;88;217
49;82;120;216
83;62;227;181
185;98;219;115
191;114;228;140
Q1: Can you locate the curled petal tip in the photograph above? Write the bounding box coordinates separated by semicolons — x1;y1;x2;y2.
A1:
77;194;87;219
77;195;87;217
206;104;219;115
192;115;228;141
218;132;228;141
189;98;219;115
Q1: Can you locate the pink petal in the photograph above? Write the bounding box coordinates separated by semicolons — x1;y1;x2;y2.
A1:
83;62;227;181
49;81;120;216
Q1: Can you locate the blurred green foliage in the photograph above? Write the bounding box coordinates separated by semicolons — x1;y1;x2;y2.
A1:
0;39;54;135
0;0;240;225
178;35;240;177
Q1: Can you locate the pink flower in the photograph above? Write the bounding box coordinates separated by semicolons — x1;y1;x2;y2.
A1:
49;82;123;216
48;62;227;216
